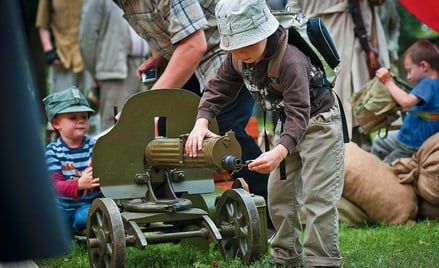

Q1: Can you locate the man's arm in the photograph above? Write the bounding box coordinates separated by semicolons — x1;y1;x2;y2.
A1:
38;27;60;65
151;29;207;89
38;27;53;51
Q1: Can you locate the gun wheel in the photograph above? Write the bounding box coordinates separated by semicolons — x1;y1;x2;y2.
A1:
86;198;126;268
215;188;261;262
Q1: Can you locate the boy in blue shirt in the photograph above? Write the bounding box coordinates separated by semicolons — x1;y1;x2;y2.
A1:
372;40;439;164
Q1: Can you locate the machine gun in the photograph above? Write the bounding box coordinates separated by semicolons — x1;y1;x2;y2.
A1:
86;89;267;267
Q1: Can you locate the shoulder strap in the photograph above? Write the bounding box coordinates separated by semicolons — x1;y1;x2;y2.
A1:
268;31;289;91
269;26;327;91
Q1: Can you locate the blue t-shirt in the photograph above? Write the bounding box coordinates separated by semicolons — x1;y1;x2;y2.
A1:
398;78;439;148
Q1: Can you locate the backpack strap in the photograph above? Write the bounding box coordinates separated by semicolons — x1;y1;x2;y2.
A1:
268;30;289;91
269;26;331;91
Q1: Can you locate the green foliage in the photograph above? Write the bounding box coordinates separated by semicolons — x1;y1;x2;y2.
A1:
36;220;439;268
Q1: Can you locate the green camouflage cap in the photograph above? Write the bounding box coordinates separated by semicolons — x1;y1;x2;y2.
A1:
43;86;95;122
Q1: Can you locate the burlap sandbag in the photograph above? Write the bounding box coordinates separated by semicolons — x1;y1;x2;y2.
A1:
392;133;439;205
343;142;418;224
337;196;371;227
418;198;439;220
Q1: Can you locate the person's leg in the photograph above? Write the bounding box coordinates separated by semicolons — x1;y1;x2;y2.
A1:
99;79;120;131
74;69;93;94
50;66;92;93
62;209;74;231
75;69;99;135
299;103;344;267
267;120;304;267
45;66;78;143
49;66;75;93
383;140;418;164
99;64;141;131
72;204;91;231
370;130;399;161
58;204;75;238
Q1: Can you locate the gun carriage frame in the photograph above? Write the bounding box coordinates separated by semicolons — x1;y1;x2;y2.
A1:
86;89;267;267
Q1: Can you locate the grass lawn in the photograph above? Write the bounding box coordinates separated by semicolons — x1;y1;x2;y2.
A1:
36;219;439;268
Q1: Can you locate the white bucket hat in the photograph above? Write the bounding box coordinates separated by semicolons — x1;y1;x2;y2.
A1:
216;0;279;51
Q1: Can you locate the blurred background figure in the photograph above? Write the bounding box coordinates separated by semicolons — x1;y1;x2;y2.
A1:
378;0;400;63
35;0;100;138
79;0;151;131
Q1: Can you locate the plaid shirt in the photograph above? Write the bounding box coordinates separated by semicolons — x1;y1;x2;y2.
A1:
115;0;225;91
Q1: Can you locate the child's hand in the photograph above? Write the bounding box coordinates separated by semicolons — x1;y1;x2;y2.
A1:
77;167;100;190
248;145;288;174
185;118;218;158
375;67;392;84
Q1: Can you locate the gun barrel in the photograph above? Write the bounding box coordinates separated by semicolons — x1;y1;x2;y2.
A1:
144;131;242;171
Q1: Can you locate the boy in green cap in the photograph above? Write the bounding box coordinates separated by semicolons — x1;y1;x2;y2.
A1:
43;85;101;234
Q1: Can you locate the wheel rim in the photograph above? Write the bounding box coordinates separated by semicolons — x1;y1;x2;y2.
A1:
87;198;126;268
215;188;261;262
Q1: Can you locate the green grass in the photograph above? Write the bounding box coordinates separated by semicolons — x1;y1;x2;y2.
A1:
339;220;439;268
35;220;439;268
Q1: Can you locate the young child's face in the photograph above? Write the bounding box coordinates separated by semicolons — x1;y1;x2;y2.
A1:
404;56;427;87
52;112;90;139
231;39;267;64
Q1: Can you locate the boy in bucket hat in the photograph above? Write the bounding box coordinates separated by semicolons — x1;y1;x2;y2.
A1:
43;86;101;235
185;0;345;266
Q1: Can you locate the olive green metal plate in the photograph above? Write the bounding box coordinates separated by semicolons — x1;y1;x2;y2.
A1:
92;89;218;199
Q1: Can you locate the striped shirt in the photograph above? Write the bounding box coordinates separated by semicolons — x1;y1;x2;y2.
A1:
45;136;100;205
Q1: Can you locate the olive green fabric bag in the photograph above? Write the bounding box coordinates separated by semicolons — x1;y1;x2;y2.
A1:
352;77;401;134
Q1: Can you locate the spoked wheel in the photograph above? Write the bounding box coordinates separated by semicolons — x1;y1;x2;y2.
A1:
215;188;261;262
86;198;126;268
